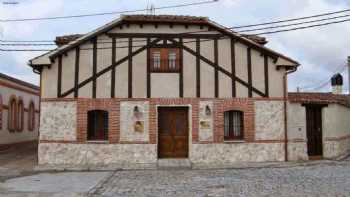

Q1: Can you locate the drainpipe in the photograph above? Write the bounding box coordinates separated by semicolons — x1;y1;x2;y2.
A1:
283;66;297;162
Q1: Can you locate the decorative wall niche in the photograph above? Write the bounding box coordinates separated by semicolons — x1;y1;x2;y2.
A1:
199;101;213;141
120;101;149;142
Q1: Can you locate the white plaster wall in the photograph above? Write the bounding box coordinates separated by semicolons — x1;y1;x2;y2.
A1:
39;101;77;141
255;101;284;140
323;104;350;138
61;49;75;94
0;82;39;144
151;73;179;97
41;23;291;99
287;103;307;140
323;104;350;158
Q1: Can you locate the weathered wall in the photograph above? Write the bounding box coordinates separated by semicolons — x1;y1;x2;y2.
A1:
255;101;284;140
0;79;39;145
120;101;149;142
41;23;292;99
40;101;77;141
323;104;350;158
38;143;157;168
190;143;284;166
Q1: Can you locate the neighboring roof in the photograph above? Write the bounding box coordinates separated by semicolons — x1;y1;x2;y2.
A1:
29;14;300;67
0;72;39;90
55;34;84;47
288;92;350;108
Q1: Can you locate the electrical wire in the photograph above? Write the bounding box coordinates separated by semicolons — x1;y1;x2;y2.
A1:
0;0;218;22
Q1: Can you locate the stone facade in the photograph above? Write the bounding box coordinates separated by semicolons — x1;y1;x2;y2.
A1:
38;143;157;168
38;98;294;168
287;142;308;161
255;101;284;140
191;143;285;167
324;137;350;159
198;101;213;142
40;101;77;141
120;101;149;142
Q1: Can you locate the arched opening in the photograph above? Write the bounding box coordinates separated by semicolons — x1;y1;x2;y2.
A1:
224;110;244;140
0;94;2;129
87;110;108;141
8;95;17;132
28;101;35;131
16;98;24;132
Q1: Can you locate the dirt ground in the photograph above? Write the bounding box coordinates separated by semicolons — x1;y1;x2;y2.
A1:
0;142;38;182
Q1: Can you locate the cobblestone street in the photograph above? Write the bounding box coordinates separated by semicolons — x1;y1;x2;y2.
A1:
1;156;350;196
89;161;350;197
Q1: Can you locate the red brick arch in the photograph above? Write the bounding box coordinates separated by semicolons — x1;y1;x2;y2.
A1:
16;97;24;132
28;100;35;131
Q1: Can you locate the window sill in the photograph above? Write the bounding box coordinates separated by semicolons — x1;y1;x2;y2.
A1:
86;140;109;144
223;140;245;143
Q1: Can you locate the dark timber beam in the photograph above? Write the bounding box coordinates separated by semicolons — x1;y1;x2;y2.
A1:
231;39;236;97
247;47;252;98
111;38;116;98
214;38;219;98
264;55;269;97
74;47;80;98
147;38;151;98
92;38;97;98
196;38;201;98
60;38;163;98
57;55;62;97
107;33;224;39
128;38;133;98
169;38;266;97
179;38;184;98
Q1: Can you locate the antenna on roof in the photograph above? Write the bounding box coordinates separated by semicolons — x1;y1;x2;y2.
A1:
146;0;155;15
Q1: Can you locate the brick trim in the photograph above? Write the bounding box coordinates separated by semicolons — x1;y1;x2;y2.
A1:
46;98;291;145
77;99;119;143
213;98;255;143
325;134;350;141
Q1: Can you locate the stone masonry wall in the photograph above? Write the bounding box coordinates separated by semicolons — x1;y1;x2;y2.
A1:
198;101;213;142
39;143;157;168
40;101;77;141
255;101;284;140
120;101;149;142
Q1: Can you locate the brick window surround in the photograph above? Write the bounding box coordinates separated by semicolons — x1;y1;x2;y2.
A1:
28;101;35;131
73;98;255;144
213;99;255;143
77;99;119;143
16;97;24;132
8;95;17;132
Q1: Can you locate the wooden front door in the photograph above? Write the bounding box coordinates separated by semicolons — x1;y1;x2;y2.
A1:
306;105;323;157
158;107;189;158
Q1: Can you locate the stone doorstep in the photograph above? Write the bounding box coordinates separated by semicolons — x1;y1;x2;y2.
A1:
157;159;192;169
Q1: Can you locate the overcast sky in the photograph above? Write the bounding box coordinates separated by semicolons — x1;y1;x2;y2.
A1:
1;0;350;93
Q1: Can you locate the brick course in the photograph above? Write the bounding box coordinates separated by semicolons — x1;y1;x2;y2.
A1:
46;98;256;144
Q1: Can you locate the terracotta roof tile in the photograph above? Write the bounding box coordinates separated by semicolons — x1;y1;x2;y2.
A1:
288;92;350;107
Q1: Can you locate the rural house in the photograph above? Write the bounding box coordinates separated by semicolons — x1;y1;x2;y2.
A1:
29;15;308;169
0;73;39;150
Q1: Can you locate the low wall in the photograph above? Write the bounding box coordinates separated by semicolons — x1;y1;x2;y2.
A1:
38;143;157;169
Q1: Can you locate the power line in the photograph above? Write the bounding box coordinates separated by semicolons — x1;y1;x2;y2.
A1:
3;16;350;52
2;7;350;44
0;0;218;22
239;13;350;33
233;8;350;29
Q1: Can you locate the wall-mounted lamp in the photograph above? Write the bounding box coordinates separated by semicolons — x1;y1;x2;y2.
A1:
205;105;211;116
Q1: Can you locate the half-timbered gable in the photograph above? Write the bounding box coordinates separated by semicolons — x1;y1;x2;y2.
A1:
31;15;298;99
30;15;302;169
